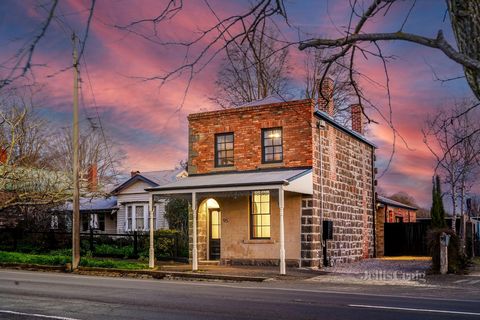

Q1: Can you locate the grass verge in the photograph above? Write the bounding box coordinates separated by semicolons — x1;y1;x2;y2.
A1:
0;251;148;270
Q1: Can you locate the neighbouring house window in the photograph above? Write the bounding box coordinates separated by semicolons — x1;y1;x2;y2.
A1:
50;215;59;230
250;191;271;239
262;128;283;163
215;133;234;167
125;204;153;231
127;206;133;230
136;206;144;230
145;206;157;230
82;213;105;231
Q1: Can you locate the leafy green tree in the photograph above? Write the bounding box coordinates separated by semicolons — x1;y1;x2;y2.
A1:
431;175;447;228
164;198;188;233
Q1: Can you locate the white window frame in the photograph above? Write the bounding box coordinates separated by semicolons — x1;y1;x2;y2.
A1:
125;203;156;232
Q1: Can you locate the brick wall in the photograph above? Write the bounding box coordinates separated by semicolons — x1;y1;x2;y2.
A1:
310;120;375;266
188;100;314;174
385;206;417;223
375;207;385;257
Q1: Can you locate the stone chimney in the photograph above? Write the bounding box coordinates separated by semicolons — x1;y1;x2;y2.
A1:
87;164;98;192
318;77;334;116
350;104;364;135
0;148;6;164
131;170;140;177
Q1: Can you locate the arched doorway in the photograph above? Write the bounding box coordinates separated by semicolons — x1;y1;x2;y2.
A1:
199;198;221;260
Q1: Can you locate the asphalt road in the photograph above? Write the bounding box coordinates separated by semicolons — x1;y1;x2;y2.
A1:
1;270;480;320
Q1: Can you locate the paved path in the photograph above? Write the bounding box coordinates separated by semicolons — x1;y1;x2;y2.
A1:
1;269;480;319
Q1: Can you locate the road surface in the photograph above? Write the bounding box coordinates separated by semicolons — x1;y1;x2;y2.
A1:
0;269;479;319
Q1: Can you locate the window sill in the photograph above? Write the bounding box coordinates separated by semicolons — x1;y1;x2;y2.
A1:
256;162;284;169
242;239;276;244
210;166;237;172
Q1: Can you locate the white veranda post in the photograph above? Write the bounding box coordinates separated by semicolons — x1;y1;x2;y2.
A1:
279;187;286;275
192;192;198;271
149;194;155;268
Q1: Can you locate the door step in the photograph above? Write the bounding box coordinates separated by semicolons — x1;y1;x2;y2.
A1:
199;260;220;266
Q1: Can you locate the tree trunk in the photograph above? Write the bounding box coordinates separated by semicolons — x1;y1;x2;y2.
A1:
447;0;480;100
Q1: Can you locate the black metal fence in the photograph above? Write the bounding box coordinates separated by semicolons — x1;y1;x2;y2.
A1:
0;229;185;261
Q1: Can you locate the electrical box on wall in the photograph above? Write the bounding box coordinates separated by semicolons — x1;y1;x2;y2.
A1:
323;220;333;240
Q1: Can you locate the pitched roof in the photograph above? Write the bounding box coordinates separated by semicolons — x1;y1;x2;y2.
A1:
147;168;311;192
111;168;186;194
377;195;418;211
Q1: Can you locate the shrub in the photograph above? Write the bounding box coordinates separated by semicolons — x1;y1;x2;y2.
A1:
428;228;469;273
94;244;134;259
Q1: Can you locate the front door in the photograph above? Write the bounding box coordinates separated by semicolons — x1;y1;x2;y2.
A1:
209;209;221;260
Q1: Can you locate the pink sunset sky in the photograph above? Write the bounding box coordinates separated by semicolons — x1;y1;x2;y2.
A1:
0;1;475;208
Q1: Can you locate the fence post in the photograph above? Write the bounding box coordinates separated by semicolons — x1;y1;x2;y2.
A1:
175;232;179;259
89;228;94;253
48;229;56;250
133;231;138;258
12;229;18;251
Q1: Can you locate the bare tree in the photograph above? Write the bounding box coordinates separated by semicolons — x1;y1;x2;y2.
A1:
210;24;291;108
302;48;357;124
48;125;124;193
423;102;480;233
0;95;123;212
388;191;418;207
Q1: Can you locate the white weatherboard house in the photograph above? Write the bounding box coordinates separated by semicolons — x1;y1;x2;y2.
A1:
111;168;187;233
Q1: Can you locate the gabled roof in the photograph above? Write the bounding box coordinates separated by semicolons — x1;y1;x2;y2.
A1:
314;110;376;148
111;168;187;194
147;168;312;193
377;195;418;211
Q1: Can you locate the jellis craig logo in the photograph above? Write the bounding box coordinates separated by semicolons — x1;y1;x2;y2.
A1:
359;270;426;282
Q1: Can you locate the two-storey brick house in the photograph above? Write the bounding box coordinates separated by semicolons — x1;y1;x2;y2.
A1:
148;79;376;273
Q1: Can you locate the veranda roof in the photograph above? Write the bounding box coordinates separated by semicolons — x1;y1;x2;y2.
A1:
146;168;312;195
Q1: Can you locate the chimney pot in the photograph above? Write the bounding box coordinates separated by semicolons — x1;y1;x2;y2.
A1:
350;104;364;134
131;170;140;177
318;77;334;116
0;148;6;164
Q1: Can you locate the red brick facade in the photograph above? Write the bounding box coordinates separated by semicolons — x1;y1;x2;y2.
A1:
188;100;314;174
187;97;375;267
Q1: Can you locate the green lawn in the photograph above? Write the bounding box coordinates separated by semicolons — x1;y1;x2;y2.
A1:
0;251;149;270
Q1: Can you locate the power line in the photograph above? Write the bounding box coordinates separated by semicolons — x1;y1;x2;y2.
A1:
81;53;119;184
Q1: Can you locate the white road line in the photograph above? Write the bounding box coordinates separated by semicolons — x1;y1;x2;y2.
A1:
470;280;480;284
0;310;81;320
348;304;480;316
454;279;470;283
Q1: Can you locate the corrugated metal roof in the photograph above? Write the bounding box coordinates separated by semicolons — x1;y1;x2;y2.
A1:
65;196;117;211
148;168;311;191
377;195;418;210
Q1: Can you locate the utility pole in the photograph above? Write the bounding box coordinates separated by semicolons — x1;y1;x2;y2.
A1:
72;33;80;270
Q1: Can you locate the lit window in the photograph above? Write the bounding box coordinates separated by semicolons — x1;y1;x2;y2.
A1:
251;191;271;239
210;210;221;239
215;133;234;167
262;128;283;163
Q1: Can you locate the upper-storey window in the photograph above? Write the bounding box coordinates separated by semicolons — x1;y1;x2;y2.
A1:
262;128;283;163
215;133;234;167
